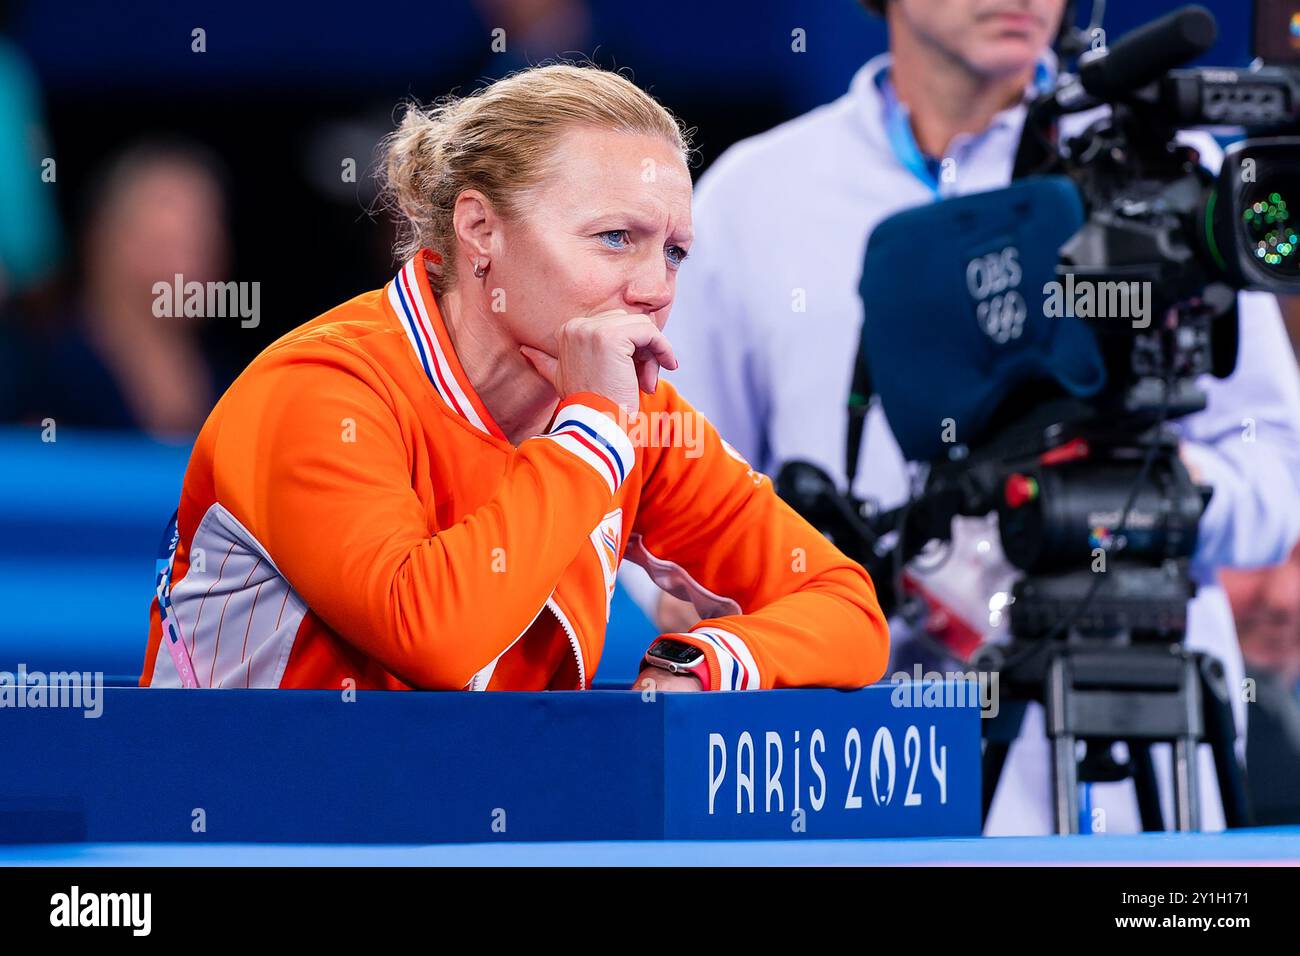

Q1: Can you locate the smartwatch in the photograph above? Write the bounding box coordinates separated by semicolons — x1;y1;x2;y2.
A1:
643;637;711;689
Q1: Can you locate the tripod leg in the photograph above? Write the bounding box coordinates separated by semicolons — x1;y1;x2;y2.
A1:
1197;654;1253;828
981;701;1026;825
982;742;1009;824
1046;657;1079;835
1173;735;1200;831
1171;654;1204;832
1130;744;1165;832
1052;735;1080;834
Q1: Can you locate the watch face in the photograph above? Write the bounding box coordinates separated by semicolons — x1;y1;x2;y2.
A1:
649;638;703;666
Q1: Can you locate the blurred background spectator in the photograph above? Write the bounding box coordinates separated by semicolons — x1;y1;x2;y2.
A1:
1224;544;1300;694
1283;297;1300;358
0;0;61;416
1222;545;1300;825
7;142;232;437
0;2;59;301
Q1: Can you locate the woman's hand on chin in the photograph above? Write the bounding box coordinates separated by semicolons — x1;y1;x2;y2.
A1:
519;310;678;415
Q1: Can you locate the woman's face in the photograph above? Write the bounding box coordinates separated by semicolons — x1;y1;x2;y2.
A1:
486;126;693;356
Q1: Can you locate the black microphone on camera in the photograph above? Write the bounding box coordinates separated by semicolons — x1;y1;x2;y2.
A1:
1013;5;1218;178
1076;4;1217;102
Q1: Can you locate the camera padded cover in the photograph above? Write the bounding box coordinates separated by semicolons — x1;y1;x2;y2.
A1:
858;176;1106;462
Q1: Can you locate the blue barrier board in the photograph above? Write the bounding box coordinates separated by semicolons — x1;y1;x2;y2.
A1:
0;685;980;843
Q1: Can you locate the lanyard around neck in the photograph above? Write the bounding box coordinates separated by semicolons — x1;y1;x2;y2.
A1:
877;61;1054;198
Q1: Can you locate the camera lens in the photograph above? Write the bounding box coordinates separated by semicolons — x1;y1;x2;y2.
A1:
1240;176;1300;277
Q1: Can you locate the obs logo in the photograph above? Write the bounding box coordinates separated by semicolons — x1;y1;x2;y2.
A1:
966;246;1026;344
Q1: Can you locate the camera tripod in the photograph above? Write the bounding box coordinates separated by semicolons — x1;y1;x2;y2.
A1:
975;566;1252;834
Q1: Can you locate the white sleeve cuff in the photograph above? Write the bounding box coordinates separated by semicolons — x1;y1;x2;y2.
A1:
544;402;636;496
692;627;761;690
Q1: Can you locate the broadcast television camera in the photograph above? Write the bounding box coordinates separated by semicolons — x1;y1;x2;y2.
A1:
776;2;1300;832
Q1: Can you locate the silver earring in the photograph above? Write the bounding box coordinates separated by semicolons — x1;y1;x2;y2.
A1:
473;258;488;279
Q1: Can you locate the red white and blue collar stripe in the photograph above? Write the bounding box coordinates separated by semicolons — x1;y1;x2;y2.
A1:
386;251;636;495
386;253;507;441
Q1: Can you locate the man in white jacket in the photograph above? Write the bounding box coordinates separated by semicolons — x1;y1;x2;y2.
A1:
638;0;1300;834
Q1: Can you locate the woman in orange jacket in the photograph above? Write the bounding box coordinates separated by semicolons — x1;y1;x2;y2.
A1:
141;64;889;693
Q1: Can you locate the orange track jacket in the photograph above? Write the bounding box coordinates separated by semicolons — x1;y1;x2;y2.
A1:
141;253;889;692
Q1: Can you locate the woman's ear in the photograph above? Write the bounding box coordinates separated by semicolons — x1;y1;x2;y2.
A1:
451;189;501;267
